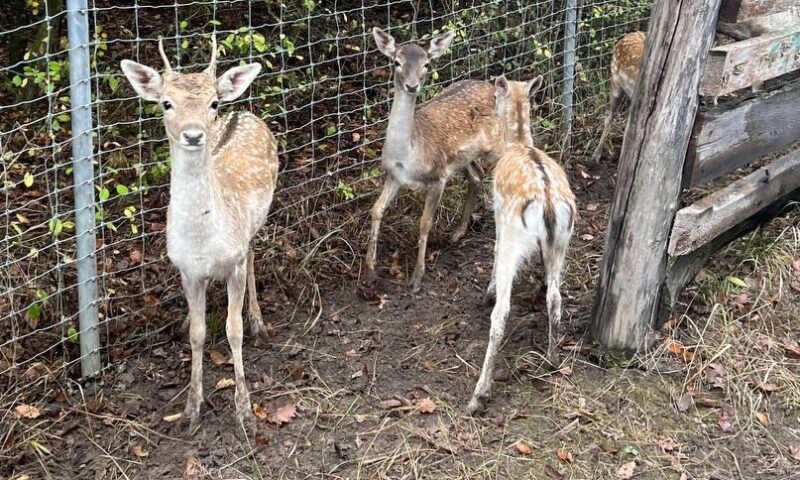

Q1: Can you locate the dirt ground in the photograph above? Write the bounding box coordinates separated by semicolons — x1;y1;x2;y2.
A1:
2;144;800;480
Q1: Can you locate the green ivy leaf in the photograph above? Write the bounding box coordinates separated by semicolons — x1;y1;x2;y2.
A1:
23;172;34;188
116;184;129;196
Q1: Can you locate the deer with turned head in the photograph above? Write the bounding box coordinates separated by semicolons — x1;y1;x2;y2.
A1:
366;27;505;291
120;36;278;429
591;31;645;163
468;75;576;414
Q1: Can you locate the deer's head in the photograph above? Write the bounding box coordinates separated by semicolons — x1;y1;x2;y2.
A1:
494;75;543;148
372;27;455;95
121;36;261;152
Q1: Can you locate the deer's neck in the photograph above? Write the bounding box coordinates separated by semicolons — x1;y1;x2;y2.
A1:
384;88;418;161
168;144;217;222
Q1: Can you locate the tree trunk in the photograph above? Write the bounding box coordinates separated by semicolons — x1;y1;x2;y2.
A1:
591;0;722;351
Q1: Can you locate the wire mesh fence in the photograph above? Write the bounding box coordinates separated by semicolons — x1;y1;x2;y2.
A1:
0;0;650;393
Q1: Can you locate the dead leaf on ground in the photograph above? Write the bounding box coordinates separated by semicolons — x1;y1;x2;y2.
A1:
599;443;618;454
544;464;563;479
658;438;678;453
215;377;235;390
617;460;636;479
13;404;41;419
754;411;769;427
581;233;595;241
790;444;800;461
163;412;183;423
557;448;574;463
665;339;696;363
585;202;599;212
514;440;533;455
717;410;735;433
417;397;437;414
208;349;229;365
268;402;297;426
755;382;779;393
674;392;694;413
252;402;268;421
184;456;202;477
131;444;149;458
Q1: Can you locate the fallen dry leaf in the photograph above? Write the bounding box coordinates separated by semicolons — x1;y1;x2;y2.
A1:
674;392;694;413
705;363;726;389
599;443;619;454
754;411;769;427
718;410;735;433
129;249;143;264
252;402;268;421
208;349;229;365
658;438;678;453
665;339;695;363
755;382;779;393
268;402;297;426
13;404;41;419
514;440;533;455
557;448;574;464
544;464;563;479
184;456;202;477
162;412;183;423
379;398;404;410
790;444;800;461
581;233;595;241
215;377;235;390
585;202;599;212
417;398;437;414
131;444;149;458
617;460;636;479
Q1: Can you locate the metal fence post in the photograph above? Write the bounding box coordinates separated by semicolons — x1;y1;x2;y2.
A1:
561;0;578;154
66;0;101;377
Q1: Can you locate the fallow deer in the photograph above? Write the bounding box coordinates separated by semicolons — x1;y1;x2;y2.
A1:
468;75;576;414
121;36;278;429
591;31;645;163
366;27;505;292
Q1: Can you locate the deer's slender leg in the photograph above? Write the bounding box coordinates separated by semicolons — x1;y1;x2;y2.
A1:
366;175;401;277
468;220;524;414
542;238;568;366
451;162;483;243
227;257;254;427
182;274;208;429
245;248;268;343
591;87;622;163
411;180;445;292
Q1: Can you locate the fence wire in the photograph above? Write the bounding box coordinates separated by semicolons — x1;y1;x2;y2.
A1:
0;0;650;392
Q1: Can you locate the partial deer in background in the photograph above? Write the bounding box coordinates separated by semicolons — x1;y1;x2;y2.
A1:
591;31;645;163
121;36;279;430
468;75;576;415
365;27;505;291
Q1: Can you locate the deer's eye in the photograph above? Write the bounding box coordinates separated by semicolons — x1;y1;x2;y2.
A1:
393;60;401;68
162;101;172;110
211;100;219;110
423;62;430;70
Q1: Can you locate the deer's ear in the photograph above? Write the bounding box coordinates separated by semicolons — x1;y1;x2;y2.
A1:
217;63;261;102
526;75;543;96
495;75;510;97
427;31;455;59
372;27;397;59
120;60;163;102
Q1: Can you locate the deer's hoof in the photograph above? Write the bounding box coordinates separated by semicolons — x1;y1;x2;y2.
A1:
466;396;487;416
450;228;467;244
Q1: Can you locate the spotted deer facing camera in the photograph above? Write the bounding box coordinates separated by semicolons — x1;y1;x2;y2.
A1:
468;75;576;415
591;31;645;163
366;27;505;291
120;36;278;430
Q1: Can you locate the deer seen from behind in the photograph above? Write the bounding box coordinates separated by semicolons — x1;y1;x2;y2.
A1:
365;27;505;291
468;75;576;415
591;31;645;163
120;36;279;430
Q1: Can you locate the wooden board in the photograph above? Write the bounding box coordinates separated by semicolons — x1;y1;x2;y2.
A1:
591;0;721;351
718;9;800;40
670;148;800;257
684;79;800;187
719;0;799;22
699;25;800;97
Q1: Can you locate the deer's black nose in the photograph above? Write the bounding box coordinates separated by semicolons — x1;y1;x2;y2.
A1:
182;130;205;146
404;84;419;93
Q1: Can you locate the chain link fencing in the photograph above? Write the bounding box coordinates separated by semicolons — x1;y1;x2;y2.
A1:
0;0;650;395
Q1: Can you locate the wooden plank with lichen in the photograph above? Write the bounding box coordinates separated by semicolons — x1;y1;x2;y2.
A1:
719;0;799;22
700;25;800;97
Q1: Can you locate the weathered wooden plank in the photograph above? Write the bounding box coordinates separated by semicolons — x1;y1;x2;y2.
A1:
718;8;800;40
699;25;800;97
664;187;799;309
591;0;721;351
670;148;800;257
684;79;800;187
719;0;799;22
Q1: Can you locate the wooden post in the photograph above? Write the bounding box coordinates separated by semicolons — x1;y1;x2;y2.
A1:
591;0;722;350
